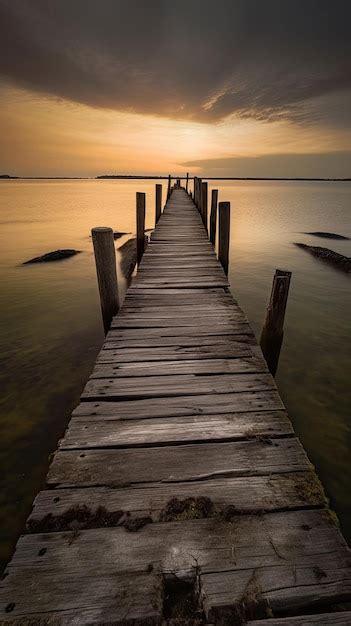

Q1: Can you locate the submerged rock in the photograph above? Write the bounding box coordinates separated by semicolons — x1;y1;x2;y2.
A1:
303;231;350;240
295;243;351;272
113;231;129;240
23;249;81;264
118;236;148;282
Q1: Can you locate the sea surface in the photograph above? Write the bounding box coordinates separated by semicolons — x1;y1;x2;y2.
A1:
0;179;350;570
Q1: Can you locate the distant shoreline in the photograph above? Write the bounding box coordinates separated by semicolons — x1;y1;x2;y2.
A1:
1;175;350;182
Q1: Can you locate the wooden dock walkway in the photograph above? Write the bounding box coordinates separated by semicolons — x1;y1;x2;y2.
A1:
1;187;351;624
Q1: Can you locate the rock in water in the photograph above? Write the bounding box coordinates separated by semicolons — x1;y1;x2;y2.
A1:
23;249;81;264
113;231;129;240
118;236;148;282
295;243;351;272
303;231;350;240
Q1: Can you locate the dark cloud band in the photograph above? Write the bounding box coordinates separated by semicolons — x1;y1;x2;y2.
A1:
0;0;350;125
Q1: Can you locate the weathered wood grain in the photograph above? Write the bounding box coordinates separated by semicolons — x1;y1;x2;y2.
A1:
47;438;309;487
106;323;252;338
2;512;350;622
60;410;293;449
28;471;324;529
112;312;247;328
92;356;266;377
96;343;253;363
0;570;162;623
81;372;275;400
73;390;285;419
248;614;351;625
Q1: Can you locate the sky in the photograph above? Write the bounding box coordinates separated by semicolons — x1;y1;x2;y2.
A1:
0;0;350;178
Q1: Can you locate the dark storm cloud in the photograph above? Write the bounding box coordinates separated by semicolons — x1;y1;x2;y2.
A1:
0;0;350;124
181;152;351;178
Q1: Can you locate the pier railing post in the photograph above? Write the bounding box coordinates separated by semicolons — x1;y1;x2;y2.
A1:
136;192;146;265
210;189;218;245
186;172;189;193
218;201;230;275
201;181;208;232
155;184;162;224
260;269;292;376
91;227;119;335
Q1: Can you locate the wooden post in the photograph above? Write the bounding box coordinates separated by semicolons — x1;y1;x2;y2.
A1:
197;178;202;214
218;201;230;275
186;172;189;193
201;181;208;232
209;189;218;245
91;227;119;335
260;269;292;376
194;177;198;206
136;192;146;265
167;175;171;200
155;184;162;224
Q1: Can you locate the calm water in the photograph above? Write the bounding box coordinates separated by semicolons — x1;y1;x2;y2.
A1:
0;179;350;570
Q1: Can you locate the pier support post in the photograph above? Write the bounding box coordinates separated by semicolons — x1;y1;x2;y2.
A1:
260;269;292;376
155;184;162;224
197;178;202;213
209;189;218;245
91;227;119;335
186;172;189;193
136;192;146;265
218;201;230;275
167;175;172;200
201;181;208;232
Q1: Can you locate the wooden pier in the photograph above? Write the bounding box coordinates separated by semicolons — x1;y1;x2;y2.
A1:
1;186;350;624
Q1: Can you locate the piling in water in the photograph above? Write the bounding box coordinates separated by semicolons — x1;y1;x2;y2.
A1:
260;269;292;376
218;201;230;275
91;227;119;334
136;192;146;265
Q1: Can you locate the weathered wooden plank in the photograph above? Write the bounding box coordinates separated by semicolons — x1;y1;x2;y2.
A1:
28;472;324;530
247;614;351;625
103;334;256;349
202;557;351;622
2;511;349;622
105;323;252;339
81;372;275;400
122;296;238;308
117;304;235;317
132;278;229;287
138;265;224;272
0;570;162;623
73;390;284;419
96;343;252;362
139;258;220;266
126;287;228;294
60;410;293;449
47;438;309;487
122;295;234;306
92;357;266;377
112;312;247;328
8;511;347;577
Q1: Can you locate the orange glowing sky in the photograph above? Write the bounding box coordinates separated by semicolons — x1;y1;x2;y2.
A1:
0;1;350;178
